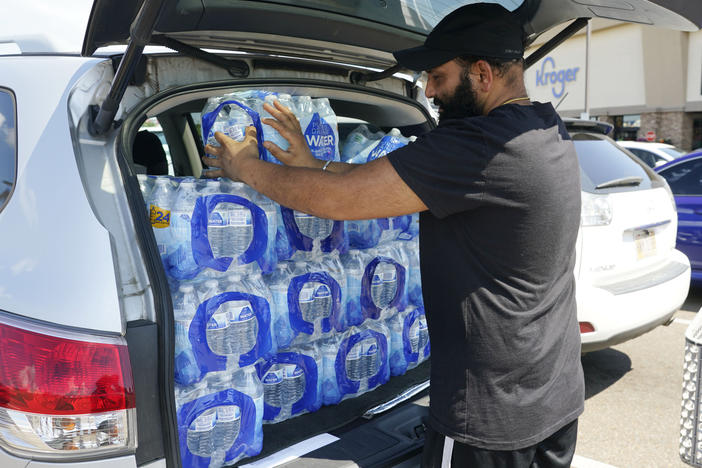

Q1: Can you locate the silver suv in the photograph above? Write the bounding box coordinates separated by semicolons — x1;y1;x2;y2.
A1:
0;1;699;467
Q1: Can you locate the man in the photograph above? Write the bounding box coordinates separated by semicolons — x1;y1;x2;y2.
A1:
202;4;584;467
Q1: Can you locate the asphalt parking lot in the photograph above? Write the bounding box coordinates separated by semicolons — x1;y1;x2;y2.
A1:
572;285;702;468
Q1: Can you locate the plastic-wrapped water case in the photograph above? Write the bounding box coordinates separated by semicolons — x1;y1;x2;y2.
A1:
386;307;430;377
360;244;409;321
277;206;346;260
321;321;390;405
201;96;266;160
177;276;274;383
164;177;278;280
256;343;323;424
265;257;346;349
176;367;263;468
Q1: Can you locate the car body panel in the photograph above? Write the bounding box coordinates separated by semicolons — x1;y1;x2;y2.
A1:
0;56;123;334
577;248;689;352
656;152;702;283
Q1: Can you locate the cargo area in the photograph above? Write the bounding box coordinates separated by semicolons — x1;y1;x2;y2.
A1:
125;77;435;467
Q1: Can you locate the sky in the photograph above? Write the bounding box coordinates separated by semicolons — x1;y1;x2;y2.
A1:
0;0;93;53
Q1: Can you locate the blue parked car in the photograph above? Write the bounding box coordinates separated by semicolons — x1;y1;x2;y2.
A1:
656;151;702;283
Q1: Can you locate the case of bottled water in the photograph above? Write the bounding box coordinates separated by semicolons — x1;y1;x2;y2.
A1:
277;206;346;260
172;276;274;385
162;177;278;280
320;321;390;405
386;306;430;377
256;343;323;424
359;244;409;322
176;366;263;468
265;256;346;349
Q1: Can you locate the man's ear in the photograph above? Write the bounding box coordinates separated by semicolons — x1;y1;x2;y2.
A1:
473;60;494;92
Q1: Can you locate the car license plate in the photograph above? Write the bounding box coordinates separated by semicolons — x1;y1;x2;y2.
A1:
635;229;656;259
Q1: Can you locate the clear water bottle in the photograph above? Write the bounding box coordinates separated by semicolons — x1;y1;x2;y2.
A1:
266;262;294;349
199;179;228;260
370;261;387;309
320;334;342;406
252;191;279;274
362;339;380;381
169;178;198;275
313;97;341;162
295;95;315;142
148;177;176;259
313;283;332;324
224;101;254;143
282;363;305;407
298;285;317;325
411;314;430;358
341;249;365;328
386;310;405;376
214;405;241;454
199;279;230;356
262;363;285;410
220;179;255;258
232;366;264;458
340;124;374;162
345;335;364;383
404;236;423;306
186;407;216;458
379;263;398;308
293;211;318;240
173;284;200;385
261;94;293;164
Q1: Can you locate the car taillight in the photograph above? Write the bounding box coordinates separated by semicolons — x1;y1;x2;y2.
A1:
0;312;136;460
579;322;595;333
581;192;613;227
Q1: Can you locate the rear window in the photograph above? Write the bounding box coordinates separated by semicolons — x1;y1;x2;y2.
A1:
0;88;16;213
572;134;655;193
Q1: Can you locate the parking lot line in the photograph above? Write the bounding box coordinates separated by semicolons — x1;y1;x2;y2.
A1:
572;454;618;468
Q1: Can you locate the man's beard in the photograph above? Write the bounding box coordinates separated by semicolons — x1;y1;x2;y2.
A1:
434;72;483;123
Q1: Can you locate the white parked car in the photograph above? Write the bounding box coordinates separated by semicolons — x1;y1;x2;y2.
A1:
566;120;691;353
0;1;699;467
618;140;686;168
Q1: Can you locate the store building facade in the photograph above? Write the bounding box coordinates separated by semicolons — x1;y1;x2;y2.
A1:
526;20;702;151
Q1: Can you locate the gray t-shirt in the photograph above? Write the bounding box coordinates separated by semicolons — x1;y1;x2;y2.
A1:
387;102;584;450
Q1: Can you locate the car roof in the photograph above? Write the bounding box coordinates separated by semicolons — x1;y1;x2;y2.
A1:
618;141;675;149
654;151;702;172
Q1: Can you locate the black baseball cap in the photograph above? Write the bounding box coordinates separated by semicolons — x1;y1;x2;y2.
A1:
393;3;525;71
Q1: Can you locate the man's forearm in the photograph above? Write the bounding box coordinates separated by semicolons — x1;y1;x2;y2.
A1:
238;158;356;219
308;158;357;174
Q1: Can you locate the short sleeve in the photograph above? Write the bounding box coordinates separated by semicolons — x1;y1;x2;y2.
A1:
387;123;489;219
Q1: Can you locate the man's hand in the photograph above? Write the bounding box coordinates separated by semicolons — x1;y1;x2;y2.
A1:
202;126;259;180
261;100;319;168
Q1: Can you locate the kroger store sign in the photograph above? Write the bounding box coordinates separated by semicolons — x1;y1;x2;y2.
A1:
535;57;580;99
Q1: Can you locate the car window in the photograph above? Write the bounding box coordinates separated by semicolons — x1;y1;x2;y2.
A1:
628;148;656;168
658;158;702;195
660;147;685;159
134;117;174;176
0;89;16;213
572;134;654;193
